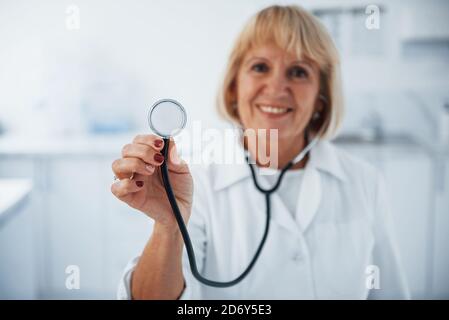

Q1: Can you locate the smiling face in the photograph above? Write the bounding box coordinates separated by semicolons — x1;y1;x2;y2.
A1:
235;44;322;141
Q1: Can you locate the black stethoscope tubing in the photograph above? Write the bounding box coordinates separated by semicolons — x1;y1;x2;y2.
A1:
160;137;312;288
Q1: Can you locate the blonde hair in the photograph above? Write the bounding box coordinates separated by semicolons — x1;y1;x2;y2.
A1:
217;5;344;140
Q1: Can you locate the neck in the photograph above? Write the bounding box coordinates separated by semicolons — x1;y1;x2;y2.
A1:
244;131;309;170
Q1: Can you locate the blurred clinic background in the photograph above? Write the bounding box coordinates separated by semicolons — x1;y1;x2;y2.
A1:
1;0;449;299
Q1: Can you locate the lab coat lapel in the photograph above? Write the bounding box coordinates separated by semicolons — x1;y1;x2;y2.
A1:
211;139;343;235
261;165;321;235
295;165;322;232
270;189;300;234
294;140;346;232
247;166;300;235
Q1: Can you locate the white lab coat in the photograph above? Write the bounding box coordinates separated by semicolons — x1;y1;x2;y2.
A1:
117;140;410;299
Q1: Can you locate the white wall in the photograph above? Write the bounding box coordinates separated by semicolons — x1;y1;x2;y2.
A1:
0;0;268;136
1;0;448;139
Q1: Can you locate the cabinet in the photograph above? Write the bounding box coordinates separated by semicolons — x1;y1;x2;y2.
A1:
381;150;432;298
0;154;152;299
0;192;36;299
432;157;449;298
399;3;449;42
338;143;433;298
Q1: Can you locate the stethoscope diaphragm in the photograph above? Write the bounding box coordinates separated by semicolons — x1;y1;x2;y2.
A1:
148;99;187;138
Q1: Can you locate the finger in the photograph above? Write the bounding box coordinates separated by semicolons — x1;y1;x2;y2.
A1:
111;178;145;199
112;158;155;180
133;134;164;151
121;143;165;166
165;138;189;173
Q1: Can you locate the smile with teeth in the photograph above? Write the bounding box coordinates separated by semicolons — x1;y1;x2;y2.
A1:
257;105;292;115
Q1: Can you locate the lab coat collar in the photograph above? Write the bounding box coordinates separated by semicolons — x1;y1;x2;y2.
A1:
308;140;347;183
212;139;347;191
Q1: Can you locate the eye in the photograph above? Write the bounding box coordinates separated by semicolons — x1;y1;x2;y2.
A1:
288;66;308;79
251;62;269;73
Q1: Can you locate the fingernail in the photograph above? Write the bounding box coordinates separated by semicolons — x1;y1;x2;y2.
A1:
154;139;163;148
136;181;144;187
154;153;164;163
145;164;154;172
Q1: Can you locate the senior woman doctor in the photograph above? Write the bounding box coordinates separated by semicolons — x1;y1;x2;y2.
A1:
112;5;409;299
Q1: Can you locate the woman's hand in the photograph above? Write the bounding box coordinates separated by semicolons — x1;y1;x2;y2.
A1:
111;134;193;230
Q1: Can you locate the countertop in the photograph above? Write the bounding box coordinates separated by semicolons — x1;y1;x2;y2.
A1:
0;133;137;157
0;132;444;157
0;179;33;224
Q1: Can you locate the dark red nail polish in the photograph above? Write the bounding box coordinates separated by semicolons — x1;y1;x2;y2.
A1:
136;181;144;187
154;139;163;148
154;153;164;163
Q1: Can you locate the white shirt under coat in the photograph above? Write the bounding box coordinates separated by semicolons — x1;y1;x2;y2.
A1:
117;140;410;299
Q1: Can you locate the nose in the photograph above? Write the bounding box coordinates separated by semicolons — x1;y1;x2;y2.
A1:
263;68;290;97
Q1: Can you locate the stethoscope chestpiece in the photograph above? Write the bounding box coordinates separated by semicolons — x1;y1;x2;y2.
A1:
148;98;187;138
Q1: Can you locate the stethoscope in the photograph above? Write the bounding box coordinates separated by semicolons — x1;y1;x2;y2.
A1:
148;98;318;288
